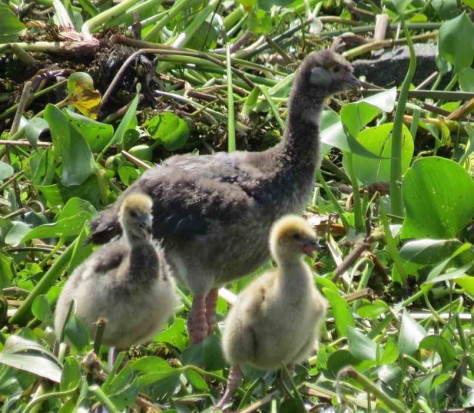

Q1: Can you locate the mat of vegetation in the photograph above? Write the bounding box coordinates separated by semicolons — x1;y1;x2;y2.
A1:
1;0;474;412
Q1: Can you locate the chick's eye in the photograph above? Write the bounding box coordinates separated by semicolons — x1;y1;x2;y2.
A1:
331;66;340;73
129;210;138;218
293;233;302;240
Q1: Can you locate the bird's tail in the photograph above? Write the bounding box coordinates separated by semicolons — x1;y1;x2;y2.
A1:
88;206;122;244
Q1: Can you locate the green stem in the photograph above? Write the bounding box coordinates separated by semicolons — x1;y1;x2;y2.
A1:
390;18;416;217
88;385;120;413
344;152;364;232
317;171;352;230
9;236;79;325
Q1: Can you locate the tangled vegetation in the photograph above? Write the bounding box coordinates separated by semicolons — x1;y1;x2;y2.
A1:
0;0;474;412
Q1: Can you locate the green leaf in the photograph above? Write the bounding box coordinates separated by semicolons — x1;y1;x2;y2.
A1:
146;112;189;151
60;356;82;392
454;276;474;296
345;123;413;185
438;13;474;73
401;157;474;239
24;118;49;149
64;110;114;152
399;239;463;264
5;221;31;246
0;162;14;182
155;317;188;352
184;368;209;392
322;288;354;337
459;67;474;92
248;8;272;35
419;335;456;369
0;4;26;43
31;294;53;323
0;336;62;382
326;349;360;378
181;334;226;371
102;366;138;409
44;104;97;186
380;339;399;365
21;198;96;242
398;311;426;356
356;300;389;319
347;327;377;361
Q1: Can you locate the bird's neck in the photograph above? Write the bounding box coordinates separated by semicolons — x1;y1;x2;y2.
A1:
276;86;325;167
127;238;159;282
276;258;313;296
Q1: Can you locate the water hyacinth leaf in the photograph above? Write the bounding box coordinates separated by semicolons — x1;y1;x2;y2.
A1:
155;317;188;352
459;67;474;92
66;72;101;119
181;334;226;371
21;198;96;242
401;157;474;239
419;335;456;369
0;336;62;382
31;294;53;323
64;110;114;152
345;123;413;185
0;3;26;42
454;276;474;296
380;339;399;365
24;118;49;149
320;111;382;159
322;288;354;337
327;349;360;378
399;239;462;265
44;104;98;186
438;13;474;73
184;369;209;392
248;8;272;34
398;311;426;356
341;88;397;137
5;222;31;246
102;366;138;409
356;300;389;319
347;327;377;361
60;357;82;392
0;162;14;182
146;112;189;151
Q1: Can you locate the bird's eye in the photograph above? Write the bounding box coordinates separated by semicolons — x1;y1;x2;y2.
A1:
331;66;340;73
129;210;138;218
293;233;302;240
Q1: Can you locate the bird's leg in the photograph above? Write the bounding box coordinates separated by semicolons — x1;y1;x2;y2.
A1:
205;287;219;336
188;295;208;344
215;365;243;410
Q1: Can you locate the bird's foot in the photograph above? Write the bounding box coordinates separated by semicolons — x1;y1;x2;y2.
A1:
215;366;243;411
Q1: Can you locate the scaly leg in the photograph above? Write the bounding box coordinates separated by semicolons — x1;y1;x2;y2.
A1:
215;365;243;410
187;295;208;344
205;288;219;336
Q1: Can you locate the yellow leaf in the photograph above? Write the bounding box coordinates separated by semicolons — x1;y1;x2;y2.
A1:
66;72;101;119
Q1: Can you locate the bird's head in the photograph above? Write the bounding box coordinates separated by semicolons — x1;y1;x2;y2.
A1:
119;193;153;242
270;215;319;261
295;49;360;99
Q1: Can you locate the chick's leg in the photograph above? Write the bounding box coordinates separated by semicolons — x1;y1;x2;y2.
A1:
215;365;243;410
205;288;219;336
187;295;208;344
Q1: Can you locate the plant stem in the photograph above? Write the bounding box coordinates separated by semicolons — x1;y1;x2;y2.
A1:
390;18;416;217
227;44;236;152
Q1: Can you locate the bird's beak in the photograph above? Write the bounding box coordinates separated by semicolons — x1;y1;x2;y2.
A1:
138;215;152;234
302;238;321;258
345;72;361;90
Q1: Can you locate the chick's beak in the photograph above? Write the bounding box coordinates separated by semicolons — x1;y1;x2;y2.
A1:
302;238;321;258
138;215;152;235
345;72;361;90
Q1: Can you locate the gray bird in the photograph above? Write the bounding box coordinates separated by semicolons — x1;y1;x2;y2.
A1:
88;50;359;344
55;193;179;348
216;215;327;409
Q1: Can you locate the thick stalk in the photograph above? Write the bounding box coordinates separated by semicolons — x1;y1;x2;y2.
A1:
227;44;236;152
390;19;416;217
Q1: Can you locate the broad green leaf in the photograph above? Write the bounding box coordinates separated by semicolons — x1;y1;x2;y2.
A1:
326;349;360;378
401;157;474;239
44;104;97;186
102;366;138;409
24;118;49;149
455;276;474;296
5;222;31;246
248;8;272;34
322;288;354;337
380;339;399;365
356;300;389;319
0;336;62;382
31;294;53;323
345;123;414;185
21;198;96;242
383;0;411;14
419;335;456;369
347;327;377;361
155;317;188;352
399;239;463;264
0;162;14;182
0;253;13;288
0;4;26;43
64;110;113;152
184;368;209;392
438;13;474;73
146;112;189;151
60;357;82;392
181;334;226;371
398;311;426;356
459;67;474;92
